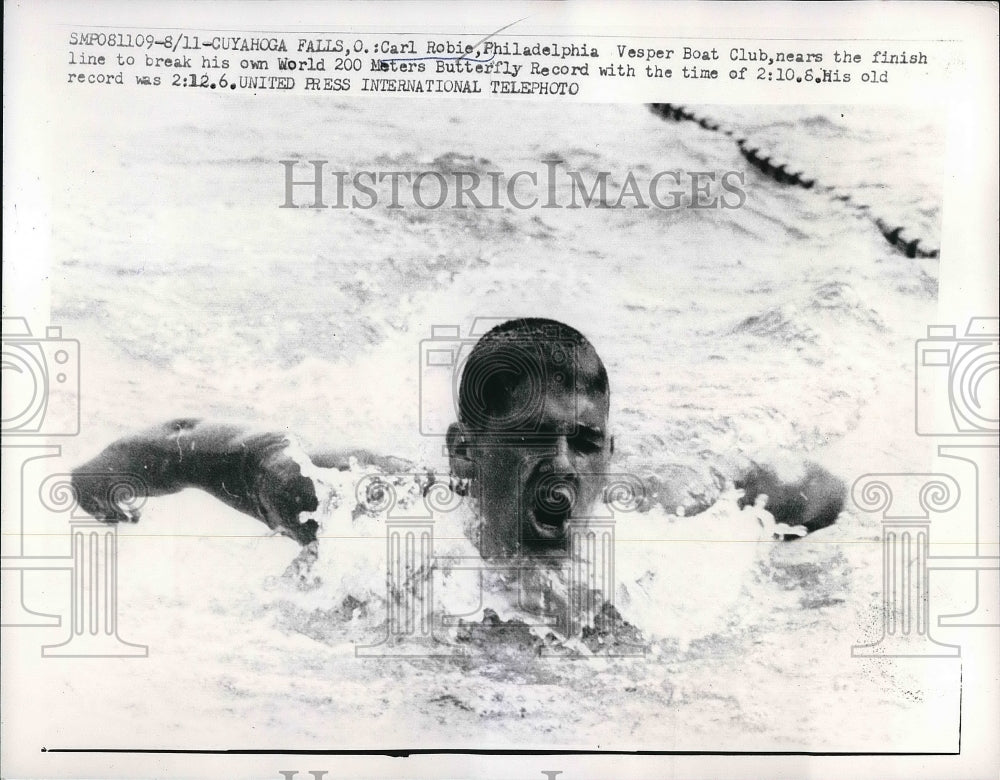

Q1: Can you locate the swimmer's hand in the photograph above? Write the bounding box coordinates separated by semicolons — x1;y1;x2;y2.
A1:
247;440;321;544
70;471;144;523
736;461;846;534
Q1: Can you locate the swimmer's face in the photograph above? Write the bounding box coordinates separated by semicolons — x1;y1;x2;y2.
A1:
448;377;613;557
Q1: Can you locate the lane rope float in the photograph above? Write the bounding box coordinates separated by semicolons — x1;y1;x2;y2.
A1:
648;103;940;260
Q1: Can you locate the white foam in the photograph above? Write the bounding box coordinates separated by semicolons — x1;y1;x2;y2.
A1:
612;490;771;647
269;457;772;646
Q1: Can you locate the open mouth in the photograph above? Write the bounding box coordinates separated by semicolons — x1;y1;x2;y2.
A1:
526;477;577;541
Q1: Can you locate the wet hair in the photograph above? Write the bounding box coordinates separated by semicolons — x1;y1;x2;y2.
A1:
457;318;609;431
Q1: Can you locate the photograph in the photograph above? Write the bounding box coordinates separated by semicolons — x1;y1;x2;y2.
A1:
2;3;997;779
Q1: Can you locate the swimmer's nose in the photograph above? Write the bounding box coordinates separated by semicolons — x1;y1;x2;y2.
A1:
549;436;575;474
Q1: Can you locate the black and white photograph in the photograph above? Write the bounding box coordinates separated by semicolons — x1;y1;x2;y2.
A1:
3;3;998;779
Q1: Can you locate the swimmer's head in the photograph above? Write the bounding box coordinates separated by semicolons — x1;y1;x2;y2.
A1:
447;318;613;556
455;318;610;432
755;493;769;508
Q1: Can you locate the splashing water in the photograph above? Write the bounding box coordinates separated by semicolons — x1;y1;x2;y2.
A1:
268;446;776;654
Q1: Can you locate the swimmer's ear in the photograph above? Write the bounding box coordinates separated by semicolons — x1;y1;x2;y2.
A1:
446;422;476;479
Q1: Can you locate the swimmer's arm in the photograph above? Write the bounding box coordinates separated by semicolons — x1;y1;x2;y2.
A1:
71;419;314;533
644;460;845;535
71;419;270;518
71;419;416;542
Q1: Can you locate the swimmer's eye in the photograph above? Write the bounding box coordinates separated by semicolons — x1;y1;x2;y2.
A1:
511;427;604;454
569;432;603;454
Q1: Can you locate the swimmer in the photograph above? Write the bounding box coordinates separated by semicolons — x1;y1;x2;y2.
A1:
70;318;844;558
